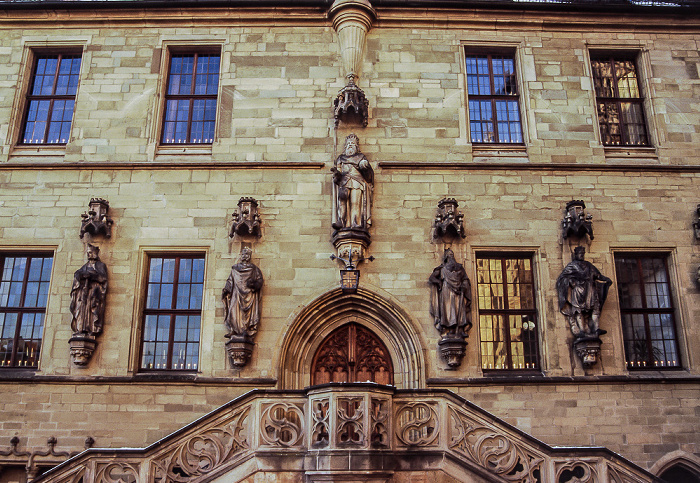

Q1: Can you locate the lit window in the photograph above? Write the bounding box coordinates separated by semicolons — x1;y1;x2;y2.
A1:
476;254;539;371
591;55;649;146
466;51;523;144
21;54;81;144
615;254;680;369
161;52;220;144
0;254;53;368
140;256;204;371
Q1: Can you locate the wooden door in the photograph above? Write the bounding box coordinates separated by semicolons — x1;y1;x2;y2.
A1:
311;323;393;385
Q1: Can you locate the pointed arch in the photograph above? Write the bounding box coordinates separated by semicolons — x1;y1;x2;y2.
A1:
651;450;700;482
278;287;425;389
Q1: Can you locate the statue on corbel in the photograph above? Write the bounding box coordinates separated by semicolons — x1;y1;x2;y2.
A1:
70;198;113;366
222;247;264;368
556;246;612;367
428;198;471;368
429;248;472;369
225;199;264;368
557;201;610;368
69;244;108;365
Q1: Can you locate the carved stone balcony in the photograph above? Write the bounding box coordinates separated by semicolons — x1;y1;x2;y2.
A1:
35;384;660;483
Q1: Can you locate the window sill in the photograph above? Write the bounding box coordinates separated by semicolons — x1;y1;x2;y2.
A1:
8;144;66;160
603;145;657;161
471;143;528;162
156;144;213;156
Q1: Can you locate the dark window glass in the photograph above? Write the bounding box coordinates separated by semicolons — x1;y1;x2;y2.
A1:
476;255;539;371
591;56;649;146
161;53;220;144
21;54;81;144
614;254;680;369
140;256;204;371
0;254;53;368
466;52;523;144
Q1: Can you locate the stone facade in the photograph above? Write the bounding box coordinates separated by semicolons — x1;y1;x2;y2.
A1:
0;1;699;481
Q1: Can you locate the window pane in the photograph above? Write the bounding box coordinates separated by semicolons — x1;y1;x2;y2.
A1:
0;255;51;368
615;254;679;370
591;56;648;147
466;51;522;144
162;53;220;144
22;54;80;145
141;256;204;371
476;254;538;371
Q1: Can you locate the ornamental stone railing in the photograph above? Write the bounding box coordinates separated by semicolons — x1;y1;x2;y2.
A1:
34;384;661;483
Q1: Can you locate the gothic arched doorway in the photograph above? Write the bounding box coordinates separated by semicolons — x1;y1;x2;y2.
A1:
311;323;393;385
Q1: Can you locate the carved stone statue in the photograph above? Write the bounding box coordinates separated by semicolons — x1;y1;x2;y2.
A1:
556;246;612;339
331;133;373;232
222;247;264;339
70;244;108;337
222;247;264;367
69;244;108;365
429;249;472;337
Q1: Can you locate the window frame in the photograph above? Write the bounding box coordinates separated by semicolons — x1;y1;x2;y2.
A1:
464;48;524;145
590;52;650;147
475;252;540;373
18;50;83;146
613;252;681;371
0;252;54;369
159;48;221;146
138;253;206;372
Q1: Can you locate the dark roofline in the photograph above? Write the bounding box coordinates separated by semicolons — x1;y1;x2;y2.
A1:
0;0;698;13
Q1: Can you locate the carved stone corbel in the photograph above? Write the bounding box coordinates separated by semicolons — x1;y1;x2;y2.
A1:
80;198;112;239
329;0;375;127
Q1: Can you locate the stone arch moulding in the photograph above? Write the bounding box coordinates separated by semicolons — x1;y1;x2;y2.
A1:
278;286;425;390
650;450;700;480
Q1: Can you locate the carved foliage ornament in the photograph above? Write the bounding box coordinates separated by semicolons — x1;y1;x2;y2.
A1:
80;198;112;239
152;405;249;482
337;397;365;446
311;398;330;448
449;407;543;482
260;403;304;448
370;398;390;448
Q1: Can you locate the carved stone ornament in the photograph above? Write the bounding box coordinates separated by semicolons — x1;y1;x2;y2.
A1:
69;243;108;366
225;335;254;368
562;200;594;240
432;198;466;242
693;203;700;239
222;247;263;368
229;197;261;239
556;246;612;367
334;75;369;127
79;198;113;239
429;249;472;368
574;337;603;368
329;0;375;127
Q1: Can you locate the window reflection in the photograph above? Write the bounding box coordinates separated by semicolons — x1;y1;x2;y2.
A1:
477;255;539;371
